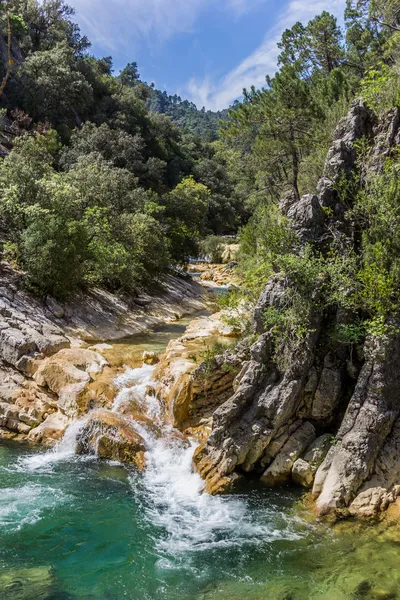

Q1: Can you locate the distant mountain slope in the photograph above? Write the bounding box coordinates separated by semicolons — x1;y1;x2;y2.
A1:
145;86;227;141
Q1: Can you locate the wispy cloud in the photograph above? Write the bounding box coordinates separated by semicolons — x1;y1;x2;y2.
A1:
72;0;208;52
186;0;347;110
72;0;263;53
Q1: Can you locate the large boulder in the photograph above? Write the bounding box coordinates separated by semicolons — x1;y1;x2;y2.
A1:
76;410;146;468
34;348;108;417
28;411;70;444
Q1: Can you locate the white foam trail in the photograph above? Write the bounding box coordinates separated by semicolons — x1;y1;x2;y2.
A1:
113;364;158;418
117;365;303;557
19;417;90;472
0;484;68;531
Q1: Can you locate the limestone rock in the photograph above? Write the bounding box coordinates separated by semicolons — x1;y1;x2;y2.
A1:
0;328;36;367
292;434;333;488
191;100;397;505
314;328;400;516
153;311;244;429
261;422;316;486
28;411;70;444
142;351;159;365
349;486;400;518
76;410;146;468
34;348;108;417
311;366;342;420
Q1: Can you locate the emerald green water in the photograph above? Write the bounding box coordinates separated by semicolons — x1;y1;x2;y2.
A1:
1;439;400;600
1;307;400;600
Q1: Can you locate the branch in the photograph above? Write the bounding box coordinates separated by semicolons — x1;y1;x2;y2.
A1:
371;16;400;32
0;13;13;98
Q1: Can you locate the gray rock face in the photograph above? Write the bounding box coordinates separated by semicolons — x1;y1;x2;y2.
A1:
195;100;400;516
314;328;400;515
0;264;208;441
261;421;316;485
292;434;333;488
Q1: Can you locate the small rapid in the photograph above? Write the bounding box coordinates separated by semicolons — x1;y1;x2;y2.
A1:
0;316;319;600
109;362;305;558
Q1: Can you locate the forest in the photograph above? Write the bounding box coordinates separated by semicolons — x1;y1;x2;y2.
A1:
0;0;399;350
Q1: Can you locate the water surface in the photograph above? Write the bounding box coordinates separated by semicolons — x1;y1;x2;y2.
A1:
1;316;400;600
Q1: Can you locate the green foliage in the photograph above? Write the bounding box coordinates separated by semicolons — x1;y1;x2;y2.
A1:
200;235;225;263
19;42;93;124
21;211;88;298
163;176;210;263
329;320;367;345
279;12;343;76
222;65;324;199
360;62;400;112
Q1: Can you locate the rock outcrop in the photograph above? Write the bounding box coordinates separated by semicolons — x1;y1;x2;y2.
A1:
193;100;400;517
76;409;146;468
152;312;247;430
0;265;209;444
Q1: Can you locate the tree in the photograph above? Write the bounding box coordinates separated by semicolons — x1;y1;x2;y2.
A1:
222;66;322;200
278;12;343;76
20;41;93;124
344;0;381;75
164;176;210;261
119;62;139;87
8;0;90;54
370;0;400;31
307;12;344;73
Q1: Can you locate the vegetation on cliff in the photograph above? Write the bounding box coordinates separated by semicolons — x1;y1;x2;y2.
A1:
222;0;400;357
0;0;245;297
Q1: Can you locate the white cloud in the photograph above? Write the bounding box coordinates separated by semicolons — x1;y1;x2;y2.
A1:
72;0;207;52
72;0;262;53
186;0;347;110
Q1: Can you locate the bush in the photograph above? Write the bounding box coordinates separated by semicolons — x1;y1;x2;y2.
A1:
200;235;225;263
21;212;88;298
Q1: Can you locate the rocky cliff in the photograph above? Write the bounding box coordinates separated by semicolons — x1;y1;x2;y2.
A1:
0;265;208;443
194;100;400;518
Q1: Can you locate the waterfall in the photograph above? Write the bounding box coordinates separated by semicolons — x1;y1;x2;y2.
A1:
112;362;292;557
18;351;303;558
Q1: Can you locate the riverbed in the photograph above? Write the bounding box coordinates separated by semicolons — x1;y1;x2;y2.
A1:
1;316;400;600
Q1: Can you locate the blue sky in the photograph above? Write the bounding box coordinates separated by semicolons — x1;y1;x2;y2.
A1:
71;0;346;111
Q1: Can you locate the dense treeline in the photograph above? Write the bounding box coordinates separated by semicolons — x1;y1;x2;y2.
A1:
0;0;246;297
222;0;400;359
1;0;399;312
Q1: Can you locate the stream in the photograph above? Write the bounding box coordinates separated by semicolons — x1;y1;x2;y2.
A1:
1;315;400;600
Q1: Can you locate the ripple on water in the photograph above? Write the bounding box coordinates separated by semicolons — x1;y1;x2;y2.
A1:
0;483;70;531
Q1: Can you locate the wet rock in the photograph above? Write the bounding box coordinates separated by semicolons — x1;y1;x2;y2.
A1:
76;409;146;468
0;566;54;600
142;351;159;365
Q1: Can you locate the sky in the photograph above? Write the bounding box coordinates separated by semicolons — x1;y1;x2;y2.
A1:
71;0;347;111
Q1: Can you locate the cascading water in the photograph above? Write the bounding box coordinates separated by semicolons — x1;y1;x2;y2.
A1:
110;362;303;559
0;323;334;600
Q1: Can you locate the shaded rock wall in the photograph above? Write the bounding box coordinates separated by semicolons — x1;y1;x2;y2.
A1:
195;100;400;517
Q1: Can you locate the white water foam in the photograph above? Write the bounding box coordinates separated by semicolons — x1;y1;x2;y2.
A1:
0;484;68;531
18;416;91;473
116;365;303;557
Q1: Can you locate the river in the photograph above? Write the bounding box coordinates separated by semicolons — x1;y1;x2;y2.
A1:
1;315;400;600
